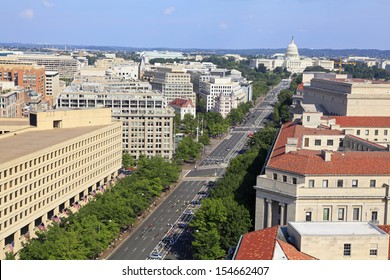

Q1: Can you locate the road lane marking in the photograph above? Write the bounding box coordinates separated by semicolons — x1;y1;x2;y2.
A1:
132;248;137;252
124;247;128;251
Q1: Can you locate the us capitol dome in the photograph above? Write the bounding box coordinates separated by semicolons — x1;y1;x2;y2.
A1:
285;37;300;60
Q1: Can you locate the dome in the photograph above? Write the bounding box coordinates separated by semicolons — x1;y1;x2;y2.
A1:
286;37;299;60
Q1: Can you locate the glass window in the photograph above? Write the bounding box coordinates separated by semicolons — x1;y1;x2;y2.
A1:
352;180;358;188
282;175;287;182
384;130;388;136
309;180;315;188
322;180;328;188
344;244;351;256
327;139;334;146
370;244;378;256
314;139;321;146
370;180;376;188
323;208;330;221
365;130;369;136
356;130;360;136
353;207;360;221
371;211;378;222
337;180;343;188
273;173;278;180
338;208;345;221
292;177;297;184
305;212;312;222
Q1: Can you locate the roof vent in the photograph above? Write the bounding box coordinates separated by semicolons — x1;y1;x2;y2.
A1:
321;150;332;162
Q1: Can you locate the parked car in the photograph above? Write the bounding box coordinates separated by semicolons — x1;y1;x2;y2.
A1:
148;252;162;259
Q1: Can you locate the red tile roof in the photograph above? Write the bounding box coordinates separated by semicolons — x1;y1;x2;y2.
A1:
378;225;390;260
333;116;390;128
297;83;304;91
234;226;316;260
168;98;195;108
268;122;390;175
234;226;279;260
277;240;316;260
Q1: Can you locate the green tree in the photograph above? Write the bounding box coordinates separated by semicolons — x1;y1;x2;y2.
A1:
122;152;134;168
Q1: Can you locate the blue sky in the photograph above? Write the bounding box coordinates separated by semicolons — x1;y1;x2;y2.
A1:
2;0;390;49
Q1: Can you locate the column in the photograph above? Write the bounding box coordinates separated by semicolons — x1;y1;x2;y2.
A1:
279;203;286;225
266;199;273;228
255;195;265;230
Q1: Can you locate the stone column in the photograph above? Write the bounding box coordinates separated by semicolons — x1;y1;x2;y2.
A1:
279;203;286;225
255;194;265;230
266;199;273;228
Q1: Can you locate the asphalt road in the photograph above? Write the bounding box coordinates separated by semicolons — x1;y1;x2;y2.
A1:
108;180;208;260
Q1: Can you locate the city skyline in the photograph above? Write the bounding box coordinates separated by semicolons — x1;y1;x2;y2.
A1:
2;0;390;50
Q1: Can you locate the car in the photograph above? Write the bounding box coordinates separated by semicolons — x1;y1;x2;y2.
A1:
148;252;162;260
177;222;187;228
184;210;194;215
197;190;207;195
226;147;230;151
191;200;201;205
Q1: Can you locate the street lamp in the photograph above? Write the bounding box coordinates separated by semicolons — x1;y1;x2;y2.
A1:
98;219;112;234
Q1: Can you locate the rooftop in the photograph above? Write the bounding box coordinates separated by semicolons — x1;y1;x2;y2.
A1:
0;125;112;164
289;222;387;236
332;116;390;128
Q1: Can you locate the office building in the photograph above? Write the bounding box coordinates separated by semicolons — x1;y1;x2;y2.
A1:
254;112;390;230
0;108;122;259
57;79;174;159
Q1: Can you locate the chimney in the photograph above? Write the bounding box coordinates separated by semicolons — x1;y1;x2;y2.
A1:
285;137;298;153
321;150;332;162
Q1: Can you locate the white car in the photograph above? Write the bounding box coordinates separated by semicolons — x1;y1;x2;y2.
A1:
149;252;162;260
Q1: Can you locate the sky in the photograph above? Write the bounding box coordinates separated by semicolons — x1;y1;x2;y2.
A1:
2;0;390;50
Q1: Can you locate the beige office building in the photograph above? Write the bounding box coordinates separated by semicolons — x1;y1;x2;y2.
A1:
0;108;122;259
303;78;390;116
144;66;195;106
254;112;390;230
57;80;174;159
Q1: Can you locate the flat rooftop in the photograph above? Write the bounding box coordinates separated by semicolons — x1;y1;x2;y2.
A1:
0;118;30;127
0;125;112;163
289;222;386;236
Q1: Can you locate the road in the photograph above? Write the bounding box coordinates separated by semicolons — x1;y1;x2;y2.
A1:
108;79;290;260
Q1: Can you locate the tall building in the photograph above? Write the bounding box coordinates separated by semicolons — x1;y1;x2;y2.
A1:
57;79;174;159
144;66;196;106
303;78;390;116
0;55;80;79
199;76;247;116
0;64;46;97
254;112;390;230
45;71;60;107
0;108;122;259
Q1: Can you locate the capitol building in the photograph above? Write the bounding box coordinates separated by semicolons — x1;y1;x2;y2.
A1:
250;37;334;73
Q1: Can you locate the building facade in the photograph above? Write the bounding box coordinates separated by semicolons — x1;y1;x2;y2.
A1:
0;108;122;259
57;79;174;159
254;112;390;230
0;64;46;97
168;98;196;120
303;78;390;116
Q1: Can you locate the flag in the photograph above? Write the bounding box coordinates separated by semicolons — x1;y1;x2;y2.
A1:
73;202;80;209
38;223;46;231
8;241;14;253
83;195;88;202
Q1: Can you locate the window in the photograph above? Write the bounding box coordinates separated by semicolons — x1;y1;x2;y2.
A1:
356;129;360;136
370;244;378;256
343;244;351;256
337;180;343;188
305;211;312;222
309;180;315;188
282;175;287;182
352;180;358;188
314;139;321;146
375;130;379;136
323;208;330;221
370;180;376;188
384;130;388;136
273;173;278;180
338;208;345;221
365;130;369;136
353;207;360;221
306;116;310;122
322;180;328;188
292;177;297;184
327;139;334;146
371;211;378;222
304;138;309;147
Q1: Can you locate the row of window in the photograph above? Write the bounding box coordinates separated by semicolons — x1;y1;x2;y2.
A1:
343;243;378;257
356;129;388;136
308;179;376;188
0;158;120;231
305;207;378;222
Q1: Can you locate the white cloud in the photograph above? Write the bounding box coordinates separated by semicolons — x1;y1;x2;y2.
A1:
43;1;54;8
164;6;175;15
20;9;34;19
218;22;228;30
